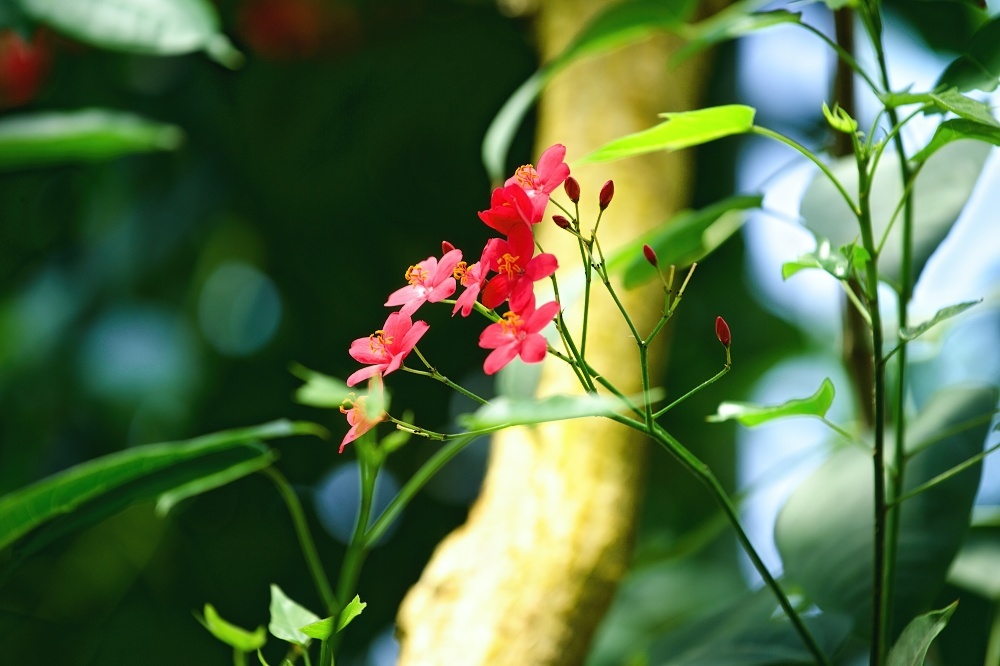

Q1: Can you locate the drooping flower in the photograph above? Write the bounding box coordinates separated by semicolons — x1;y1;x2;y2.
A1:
478;293;560;375
481;223;558;311
478;183;538;234
339;378;386;452
385;248;463;316
347;312;428;386
505;144;571;220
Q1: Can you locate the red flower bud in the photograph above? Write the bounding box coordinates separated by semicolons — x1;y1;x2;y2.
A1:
563;176;580;203
642;244;658;267
441;240;456;254
552;215;571;229
715;316;731;348
599;180;614;210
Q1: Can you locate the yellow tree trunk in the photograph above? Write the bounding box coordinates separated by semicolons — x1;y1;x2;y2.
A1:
397;2;717;663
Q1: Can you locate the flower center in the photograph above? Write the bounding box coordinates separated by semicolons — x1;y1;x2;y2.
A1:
513;164;539;190
496;253;521;279
499;311;523;335
453;261;469;283
368;329;393;355
340;393;364;417
405;264;429;285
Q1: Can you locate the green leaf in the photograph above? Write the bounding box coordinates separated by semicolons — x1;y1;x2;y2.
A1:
459;392;658;431
0;420;319;555
800;140;991;287
709;378;835;427
200;603;267;653
886;602;957;666
605;194;762;289
822;102;859;134
481;0;695;181
883;89;999;128
674;7;801;65
911;118;1000;165
577;105;756;165
17;0;243;68
0;109;183;170
936;15;1000;93
948;526;1000;599
291;363;353;409
781;238;862;281
268;584;319;646
155;450;278;517
775;386;997;639
899;300;981;342
300;595;367;639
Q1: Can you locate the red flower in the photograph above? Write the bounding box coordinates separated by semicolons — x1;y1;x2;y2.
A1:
385;248;463;316
451;239;501;317
505;144;571;221
481;224;558;311
347;312;428;386
478;183;538;234
715;316;731;348
0;30;50;109
478;294;560;375
339;378;385;452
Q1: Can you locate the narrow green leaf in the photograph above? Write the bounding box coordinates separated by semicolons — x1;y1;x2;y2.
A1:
0;420;319;553
155;450;278;517
674;8;801;65
268;584;319;646
200;603;267;653
299;595;367;640
0;109;183;170
899;300;982;341
577;105;756;165
460;392;658;431
291;363;353;409
886;602;957;666
936;15;1000;93
911;118;1000;165
18;0;243;68
709;378;835;427
605;194;761;288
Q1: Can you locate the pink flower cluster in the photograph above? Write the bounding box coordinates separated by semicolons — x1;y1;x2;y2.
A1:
339;145;571;450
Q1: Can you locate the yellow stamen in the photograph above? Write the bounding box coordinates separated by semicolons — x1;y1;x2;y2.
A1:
499;311;523;335
405;264;429;285
368;329;393;355
496;253;521;279
453;261;469;283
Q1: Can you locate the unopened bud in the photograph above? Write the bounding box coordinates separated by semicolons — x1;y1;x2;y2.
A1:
564;176;580;203
552;215;571;229
715;316;731;348
442;240;456;254
599;180;614;210
642;244;658;267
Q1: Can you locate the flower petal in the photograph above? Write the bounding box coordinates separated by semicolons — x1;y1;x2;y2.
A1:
347;364;383;387
483;343;519;375
518;333;548;364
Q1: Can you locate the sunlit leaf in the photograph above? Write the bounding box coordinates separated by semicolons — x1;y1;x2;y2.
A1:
0;109;183;170
17;0;243;68
936;15;1000;93
155;450;278;517
776;386;997;638
899;300;981;341
0;420;320;555
577;105;756;164
200;603;267;653
300;595;367;639
268;584;319;646
606;194;762;288
709;378;835;427
882;89;999;128
948;527;1000;599
886;602;957;666
291;363;353;409
460;392;657;430
674;7;801;65
911;119;1000;165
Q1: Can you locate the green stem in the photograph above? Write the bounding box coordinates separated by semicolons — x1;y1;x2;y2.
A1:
403;351;489;405
799;22;881;94
653;365;730;419
262;467;338;614
889;440;1000;506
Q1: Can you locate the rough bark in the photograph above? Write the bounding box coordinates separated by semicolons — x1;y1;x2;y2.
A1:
396;2;716;664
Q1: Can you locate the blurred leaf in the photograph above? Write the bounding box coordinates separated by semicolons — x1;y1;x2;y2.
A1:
291;363;353;408
947;526;1000;599
268;584;319;646
0;109;183;170
300;595;366;639
799;140;991;287
155;450;279;517
775;386;997;639
882;89;999;127
0;420;320;554
200;603;267;653
911;118;1000;165
604;194;762;288
709;378;835;427
936;15;1000;92
899;300;981;341
646;587;851;665
460;392;658;430
674;7;800;65
17;0;243;68
577;106;756;165
886;602;957;666
482;0;695;181
781;237;868;281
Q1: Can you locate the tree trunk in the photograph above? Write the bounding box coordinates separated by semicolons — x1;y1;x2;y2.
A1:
397;2;716;663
